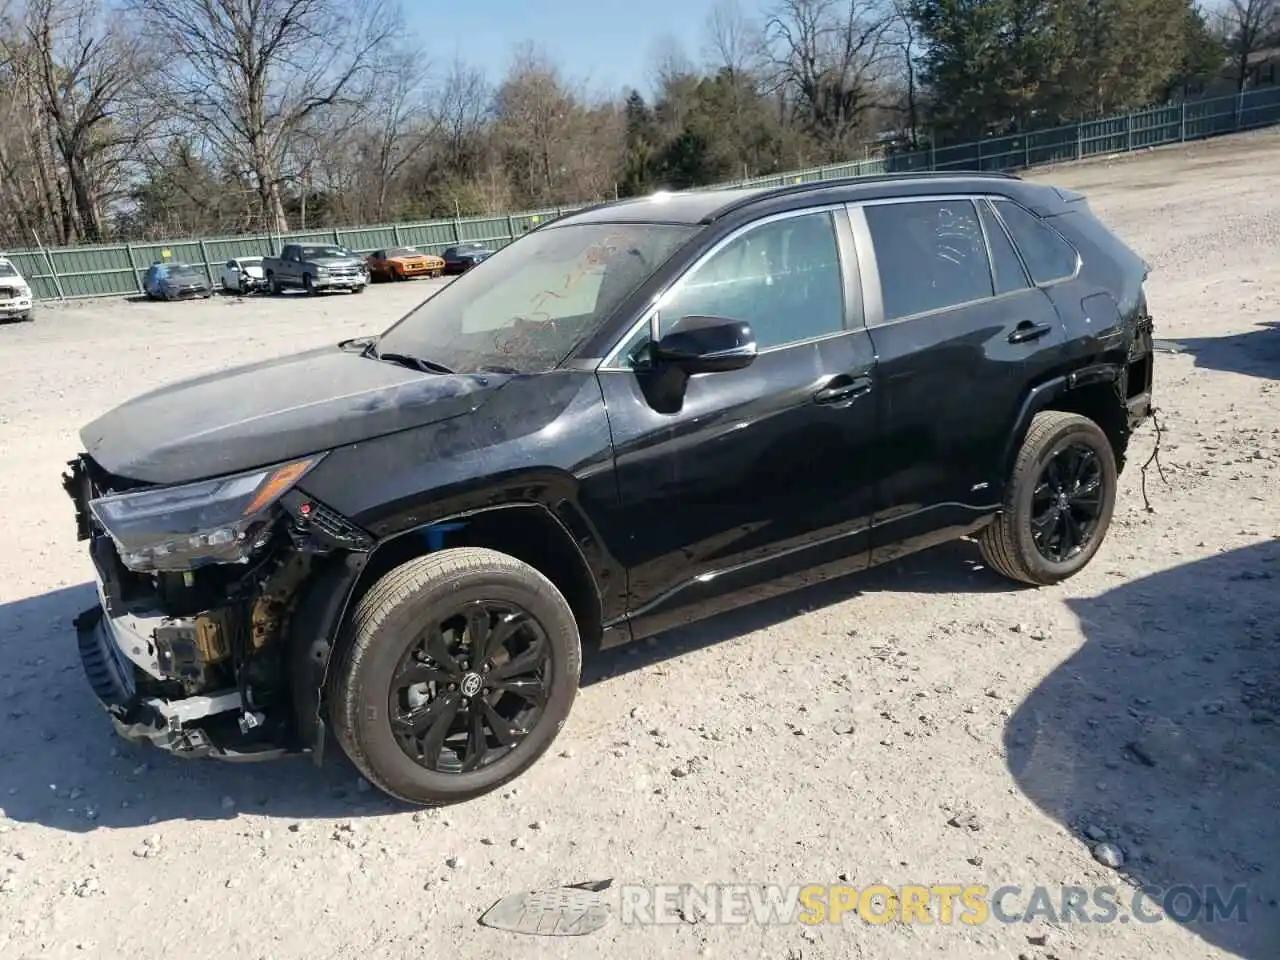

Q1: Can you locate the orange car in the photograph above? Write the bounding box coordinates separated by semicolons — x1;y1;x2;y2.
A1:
365;246;446;281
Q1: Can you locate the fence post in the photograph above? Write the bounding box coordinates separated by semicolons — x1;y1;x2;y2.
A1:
976;137;982;170
929;137;936;171
198;240;215;288
506;214;516;242
1076;123;1083;160
1236;90;1244;131
125;243;142;293
1126;113;1133;152
333;228;342;246
1023;136;1030;169
43;248;65;300
452;218;461;242
1180;101;1187;141
393;223;401;244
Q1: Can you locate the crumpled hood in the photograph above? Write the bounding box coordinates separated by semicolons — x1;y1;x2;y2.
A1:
80;344;507;485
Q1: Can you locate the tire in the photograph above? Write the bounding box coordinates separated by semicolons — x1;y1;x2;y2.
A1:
353;284;365;294
303;273;317;296
979;410;1118;586
329;547;581;806
268;273;281;295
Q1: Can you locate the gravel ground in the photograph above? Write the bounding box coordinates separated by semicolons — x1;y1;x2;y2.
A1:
1;129;1278;960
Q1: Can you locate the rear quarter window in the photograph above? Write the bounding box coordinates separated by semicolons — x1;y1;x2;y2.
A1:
992;200;1079;284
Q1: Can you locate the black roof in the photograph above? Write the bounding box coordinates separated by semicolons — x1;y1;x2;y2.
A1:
549;171;1051;228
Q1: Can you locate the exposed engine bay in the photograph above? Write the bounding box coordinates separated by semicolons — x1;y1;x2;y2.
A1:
63;452;371;760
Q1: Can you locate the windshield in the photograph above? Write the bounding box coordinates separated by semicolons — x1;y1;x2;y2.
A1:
376;222;696;374
239;257;263;265
302;246;350;259
0;262;17;277
387;247;418;257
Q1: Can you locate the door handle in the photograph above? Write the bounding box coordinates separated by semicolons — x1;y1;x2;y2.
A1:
814;375;872;405
1008;321;1053;344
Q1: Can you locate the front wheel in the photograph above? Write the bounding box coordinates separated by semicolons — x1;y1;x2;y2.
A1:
979;410;1117;586
303;273;317;295
329;548;581;806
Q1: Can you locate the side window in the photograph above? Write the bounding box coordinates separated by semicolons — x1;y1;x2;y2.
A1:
977;200;1031;295
225;260;236;269
864;199;994;321
991;200;1078;284
654;210;846;351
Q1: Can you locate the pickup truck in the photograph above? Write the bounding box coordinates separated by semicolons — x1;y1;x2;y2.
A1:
262;243;368;295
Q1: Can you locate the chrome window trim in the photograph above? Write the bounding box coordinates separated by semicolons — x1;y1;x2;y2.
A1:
847;193;1081;328
987;196;1083;286
597;203;853;371
974;197;1032;293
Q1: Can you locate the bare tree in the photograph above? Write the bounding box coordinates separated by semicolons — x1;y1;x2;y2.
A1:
357;46;438;221
493;44;577;204
763;0;897;158
702;0;765;80
888;0;919;147
6;0;153;243
124;0;399;232
1220;0;1280;91
432;58;490;175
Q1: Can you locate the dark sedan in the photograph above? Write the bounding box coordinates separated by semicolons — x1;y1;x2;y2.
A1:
441;243;495;274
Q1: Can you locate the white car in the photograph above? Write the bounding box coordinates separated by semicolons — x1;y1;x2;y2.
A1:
220;256;268;294
0;257;33;321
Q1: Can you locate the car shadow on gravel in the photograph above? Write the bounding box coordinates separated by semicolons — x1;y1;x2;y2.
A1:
0;540;1012;831
584;538;1020;683
0;583;402;833
1006;541;1280;959
1156;320;1280;380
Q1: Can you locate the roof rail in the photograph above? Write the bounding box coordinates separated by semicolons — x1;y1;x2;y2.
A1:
702;169;1023;222
529;203;612;231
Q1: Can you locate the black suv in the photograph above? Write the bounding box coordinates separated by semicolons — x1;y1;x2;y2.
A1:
64;173;1154;806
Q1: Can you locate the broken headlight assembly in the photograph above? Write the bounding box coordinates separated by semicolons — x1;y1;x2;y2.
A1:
88;456;323;573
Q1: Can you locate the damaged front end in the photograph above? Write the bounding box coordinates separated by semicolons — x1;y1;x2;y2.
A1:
63;453;371;761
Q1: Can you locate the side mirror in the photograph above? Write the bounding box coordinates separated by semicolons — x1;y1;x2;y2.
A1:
652;315;757;374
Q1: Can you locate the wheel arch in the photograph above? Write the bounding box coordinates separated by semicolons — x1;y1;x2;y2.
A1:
289;502;606;761
1002;361;1130;483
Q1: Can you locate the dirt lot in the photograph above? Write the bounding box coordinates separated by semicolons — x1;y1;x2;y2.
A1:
1;129;1277;960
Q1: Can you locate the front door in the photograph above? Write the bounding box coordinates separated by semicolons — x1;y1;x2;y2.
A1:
595;206;881;639
848;195;1068;561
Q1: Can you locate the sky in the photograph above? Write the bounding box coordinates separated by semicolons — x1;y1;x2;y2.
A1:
403;0;724;98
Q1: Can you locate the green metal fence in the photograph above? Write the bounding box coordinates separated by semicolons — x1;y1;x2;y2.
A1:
10;86;1280;302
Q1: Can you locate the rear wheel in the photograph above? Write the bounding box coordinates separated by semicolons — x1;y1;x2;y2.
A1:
979;410;1117;586
329;548;581;806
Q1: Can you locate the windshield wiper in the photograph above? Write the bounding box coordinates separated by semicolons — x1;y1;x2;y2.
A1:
375;351;455;375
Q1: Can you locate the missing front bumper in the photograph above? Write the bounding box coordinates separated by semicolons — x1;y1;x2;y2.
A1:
74;605;291;762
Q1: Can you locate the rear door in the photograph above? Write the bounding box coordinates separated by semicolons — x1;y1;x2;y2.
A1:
847;195;1066;561
596;205;881;638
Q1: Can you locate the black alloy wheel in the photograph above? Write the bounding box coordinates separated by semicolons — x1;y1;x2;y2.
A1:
978;410;1118;586
388;600;551;774
329;548;581;806
1030;443;1105;563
